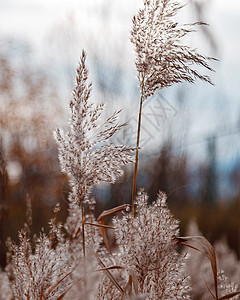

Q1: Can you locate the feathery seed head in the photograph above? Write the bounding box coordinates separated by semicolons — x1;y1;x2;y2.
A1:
112;190;190;298
55;50;135;207
131;0;215;100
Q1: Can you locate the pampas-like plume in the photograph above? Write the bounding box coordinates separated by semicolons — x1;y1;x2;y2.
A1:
55;50;134;256
131;0;215;217
131;0;215;100
111;190;190;299
55;50;134;208
8;230;71;300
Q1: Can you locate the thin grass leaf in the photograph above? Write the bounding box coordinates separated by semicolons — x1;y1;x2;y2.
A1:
219;291;240;300
204;277;216;299
128;268;139;295
97;204;131;252
176;235;218;299
74;226;81;239
84;222;115;229
96;264;139;297
97;204;131;221
93;251;124;295
56;285;73;300
46;271;73;297
98;218;111;252
178;241;202;253
123;274;133;297
96;265;125;272
122;268;139;297
57;293;67;300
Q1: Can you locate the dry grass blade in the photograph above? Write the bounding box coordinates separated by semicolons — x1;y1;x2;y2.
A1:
219;291;240;300
98;218;111;252
97;204;131;221
56;285;73;300
97;204;130;252
129;268;139;295
177;241;202;253
57;293;67;300
123;274;133;298
123;268;139;297
73;222;114;238
74;226;81;239
94;252;124;295
176;235;219;299
204;277;216;299
84;222;115;229
46;271;73;297
96;265;125;272
96;264;139;297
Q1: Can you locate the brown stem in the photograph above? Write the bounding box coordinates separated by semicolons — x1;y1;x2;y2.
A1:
132;79;145;218
81;203;87;293
81;204;85;258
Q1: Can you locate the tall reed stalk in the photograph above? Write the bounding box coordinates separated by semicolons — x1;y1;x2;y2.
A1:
81;205;85;258
132;78;145;218
130;0;214;218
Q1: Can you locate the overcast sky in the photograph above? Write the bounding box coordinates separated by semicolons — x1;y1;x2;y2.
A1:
1;0;239;86
1;0;239;93
0;0;240;163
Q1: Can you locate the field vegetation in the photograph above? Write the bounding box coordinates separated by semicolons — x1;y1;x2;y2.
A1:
0;0;240;299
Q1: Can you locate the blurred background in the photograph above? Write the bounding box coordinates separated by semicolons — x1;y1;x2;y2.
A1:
0;0;240;268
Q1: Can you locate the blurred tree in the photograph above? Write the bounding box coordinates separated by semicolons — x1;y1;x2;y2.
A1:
146;141;190;208
0;37;68;268
203;136;218;206
0;140;8;267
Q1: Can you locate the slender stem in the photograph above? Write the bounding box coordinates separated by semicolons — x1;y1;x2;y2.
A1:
81;203;87;293
132;79;144;218
81;204;85;258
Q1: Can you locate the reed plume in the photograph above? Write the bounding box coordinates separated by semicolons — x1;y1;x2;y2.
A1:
131;0;215;217
55;50;134;256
